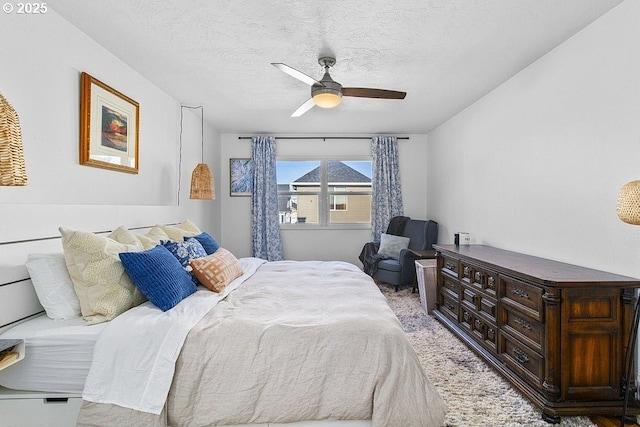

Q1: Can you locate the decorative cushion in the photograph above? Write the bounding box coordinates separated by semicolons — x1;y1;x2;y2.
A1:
190;248;243;293
186;232;220;255
26;253;81;320
134;226;171;250
59;226;146;324
377;233;410;260
161;239;207;269
159;219;202;241
119;245;196;311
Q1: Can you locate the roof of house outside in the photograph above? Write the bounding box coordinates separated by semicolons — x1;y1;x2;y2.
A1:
293;161;371;184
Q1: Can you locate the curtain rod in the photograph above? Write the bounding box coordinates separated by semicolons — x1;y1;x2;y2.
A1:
237;136;410;141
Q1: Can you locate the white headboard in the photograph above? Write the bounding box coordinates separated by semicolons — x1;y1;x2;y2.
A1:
0;204;183;333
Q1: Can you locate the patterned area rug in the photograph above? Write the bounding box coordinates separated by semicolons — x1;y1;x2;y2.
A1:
378;283;597;427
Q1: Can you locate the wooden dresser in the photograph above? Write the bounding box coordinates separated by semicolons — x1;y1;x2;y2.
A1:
432;244;640;422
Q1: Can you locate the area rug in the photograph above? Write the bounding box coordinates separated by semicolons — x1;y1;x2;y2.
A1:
378;283;597;427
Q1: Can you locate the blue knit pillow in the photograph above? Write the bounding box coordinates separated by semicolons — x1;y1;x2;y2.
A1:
186;232;220;255
119;245;196;311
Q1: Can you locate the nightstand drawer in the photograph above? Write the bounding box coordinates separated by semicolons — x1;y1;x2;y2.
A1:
0;388;81;427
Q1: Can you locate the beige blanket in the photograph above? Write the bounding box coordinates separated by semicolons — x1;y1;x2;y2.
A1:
77;260;446;427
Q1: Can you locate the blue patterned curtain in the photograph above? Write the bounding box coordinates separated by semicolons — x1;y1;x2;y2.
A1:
251;136;283;261
371;136;404;243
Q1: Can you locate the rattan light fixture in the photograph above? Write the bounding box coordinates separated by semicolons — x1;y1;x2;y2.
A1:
0;92;27;186
183;105;214;200
617;180;640;225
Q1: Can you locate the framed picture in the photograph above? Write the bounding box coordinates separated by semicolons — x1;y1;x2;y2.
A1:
79;72;139;174
230;158;253;196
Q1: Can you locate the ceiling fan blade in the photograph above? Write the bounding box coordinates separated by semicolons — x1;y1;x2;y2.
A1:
272;63;321;86
291;98;316;117
342;87;406;99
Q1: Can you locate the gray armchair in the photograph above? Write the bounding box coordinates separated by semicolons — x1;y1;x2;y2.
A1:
361;218;438;292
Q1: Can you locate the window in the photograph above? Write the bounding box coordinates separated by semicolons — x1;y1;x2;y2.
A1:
277;160;372;226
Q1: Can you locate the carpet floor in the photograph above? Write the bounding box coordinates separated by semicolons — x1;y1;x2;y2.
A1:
378;283;597;427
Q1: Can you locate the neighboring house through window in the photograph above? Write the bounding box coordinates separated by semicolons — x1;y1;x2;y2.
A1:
277;160;371;226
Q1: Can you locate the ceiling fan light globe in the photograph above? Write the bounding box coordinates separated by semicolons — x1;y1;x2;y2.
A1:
313;92;342;108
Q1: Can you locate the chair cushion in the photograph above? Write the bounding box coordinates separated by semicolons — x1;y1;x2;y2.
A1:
377;258;402;272
377;233;410;260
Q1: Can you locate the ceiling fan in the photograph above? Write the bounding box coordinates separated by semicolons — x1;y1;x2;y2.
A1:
272;57;406;117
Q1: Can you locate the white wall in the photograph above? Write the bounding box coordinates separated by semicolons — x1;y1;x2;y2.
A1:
426;0;640;278
220;134;429;266
0;10;221;240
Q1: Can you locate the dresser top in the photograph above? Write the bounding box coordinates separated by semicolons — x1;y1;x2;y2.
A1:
434;244;640;286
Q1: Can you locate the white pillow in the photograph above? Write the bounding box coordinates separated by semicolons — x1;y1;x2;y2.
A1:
377;233;410;260
26;253;81;320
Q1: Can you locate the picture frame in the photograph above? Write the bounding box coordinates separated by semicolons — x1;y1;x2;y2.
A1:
230;158;253;196
79;72;139;174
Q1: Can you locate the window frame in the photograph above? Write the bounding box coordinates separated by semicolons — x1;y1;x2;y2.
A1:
277;156;372;230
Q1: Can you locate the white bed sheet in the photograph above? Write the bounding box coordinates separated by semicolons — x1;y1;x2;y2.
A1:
0;314;105;393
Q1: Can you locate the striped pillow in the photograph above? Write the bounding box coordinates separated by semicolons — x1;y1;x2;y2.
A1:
190;248;243;293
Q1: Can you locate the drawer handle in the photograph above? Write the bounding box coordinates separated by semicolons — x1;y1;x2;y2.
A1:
463;266;470;277
513;347;530;364
463;311;472;322
474;319;483;330
512;288;529;299
446;263;456;272
487;277;496;290
45;397;69;404
445;303;455;311
487;328;496;341
475;271;482;282
513;317;532;330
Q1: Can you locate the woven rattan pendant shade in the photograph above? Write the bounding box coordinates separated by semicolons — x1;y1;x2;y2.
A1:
617;180;640;225
190;163;215;200
0;92;27;186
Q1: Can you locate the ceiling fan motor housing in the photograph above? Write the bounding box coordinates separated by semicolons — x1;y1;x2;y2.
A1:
312;70;343;108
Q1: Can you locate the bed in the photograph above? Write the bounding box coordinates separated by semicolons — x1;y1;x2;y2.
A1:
0;220;447;427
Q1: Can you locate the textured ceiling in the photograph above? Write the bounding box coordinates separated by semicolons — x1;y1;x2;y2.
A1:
49;0;622;135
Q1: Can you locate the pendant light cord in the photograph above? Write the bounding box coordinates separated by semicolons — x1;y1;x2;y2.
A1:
178;104;204;204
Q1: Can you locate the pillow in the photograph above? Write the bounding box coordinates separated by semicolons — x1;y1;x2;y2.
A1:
377;233;410;260
119;245;196;311
160;220;202;241
190;248;243;293
134;226;171;250
186;232;220;255
161;239;207;269
161;239;208;284
26;253;81;320
59;226;146;324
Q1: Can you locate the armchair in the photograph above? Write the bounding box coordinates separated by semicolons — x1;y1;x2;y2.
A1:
360;218;438;292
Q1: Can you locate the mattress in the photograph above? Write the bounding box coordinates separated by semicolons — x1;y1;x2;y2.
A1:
0;314;105;393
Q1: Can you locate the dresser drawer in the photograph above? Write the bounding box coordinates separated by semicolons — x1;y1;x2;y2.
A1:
440;291;459;322
501;333;544;391
440;254;459;279
441;276;460;298
501;305;543;354
500;276;544;322
461;261;498;298
459;306;498;354
460;283;497;323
